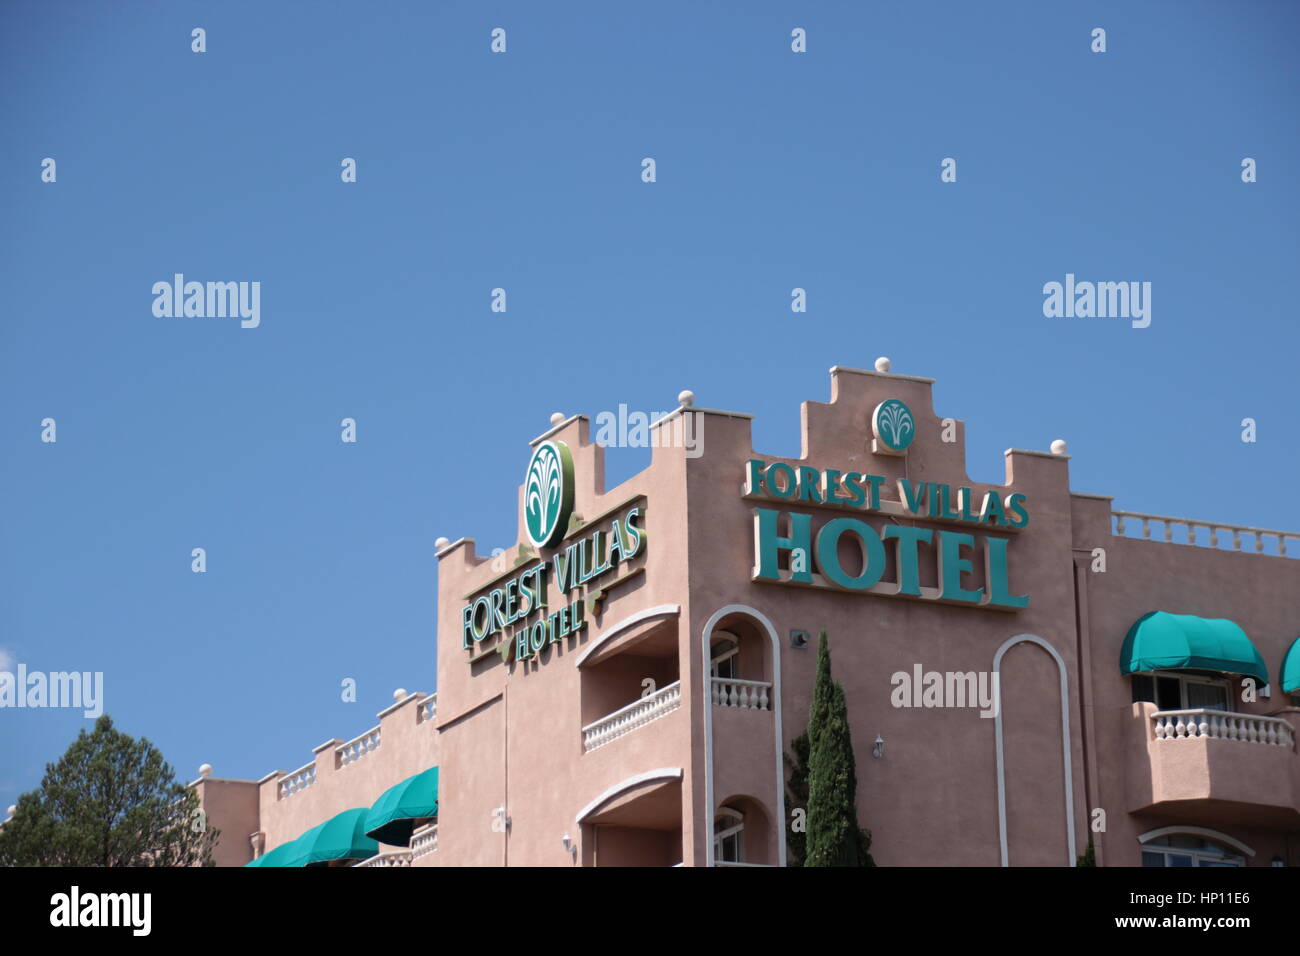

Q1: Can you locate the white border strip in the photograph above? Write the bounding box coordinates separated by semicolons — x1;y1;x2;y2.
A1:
574;605;681;668
575;768;683;824
993;633;1076;866
1137;825;1255;858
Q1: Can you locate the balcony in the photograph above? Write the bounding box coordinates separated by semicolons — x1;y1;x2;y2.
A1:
1127;703;1300;829
1111;509;1299;558
712;677;772;710
411;823;438;859
355;851;412;868
1153;709;1295;748
582;680;682;753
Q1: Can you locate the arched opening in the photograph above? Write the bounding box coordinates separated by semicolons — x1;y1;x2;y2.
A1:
708;615;772;709
1138;826;1255;867
1141;834;1245;867
714;795;774;866
701;604;787;868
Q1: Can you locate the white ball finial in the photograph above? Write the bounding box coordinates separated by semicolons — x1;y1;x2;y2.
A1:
394;688;408;702
6;805;16;819
198;764;212;778
549;412;565;427
1050;439;1068;455
435;537;451;551
678;390;695;407
874;357;892;373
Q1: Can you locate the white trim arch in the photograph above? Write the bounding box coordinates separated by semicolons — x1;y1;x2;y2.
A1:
992;633;1077;867
701;604;787;868
1137;826;1256;859
574;605;680;668
574;768;683;825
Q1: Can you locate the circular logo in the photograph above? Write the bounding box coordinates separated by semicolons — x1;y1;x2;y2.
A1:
524;440;575;549
872;399;916;453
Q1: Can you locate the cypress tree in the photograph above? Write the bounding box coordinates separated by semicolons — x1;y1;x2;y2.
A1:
804;633;875;867
808;630;834;751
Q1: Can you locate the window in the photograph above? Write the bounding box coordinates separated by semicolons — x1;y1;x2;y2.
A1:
1131;672;1231;712
1141;835;1244;868
711;632;740;681
714;807;744;863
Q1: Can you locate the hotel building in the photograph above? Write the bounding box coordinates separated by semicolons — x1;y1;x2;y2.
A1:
195;363;1300;867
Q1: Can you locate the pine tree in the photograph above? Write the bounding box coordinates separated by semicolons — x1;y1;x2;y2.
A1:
0;714;218;866
804;633;875;867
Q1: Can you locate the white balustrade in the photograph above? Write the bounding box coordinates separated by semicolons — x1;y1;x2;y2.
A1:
337;726;381;767
278;763;316;799
582;680;682;753
1113;510;1298;558
355;851;412;868
711;677;772;711
1152;709;1295;748
411;823;438;859
419;694;438;723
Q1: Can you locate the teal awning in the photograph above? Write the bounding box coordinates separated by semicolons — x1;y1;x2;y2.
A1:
1121;611;1267;683
244;839;298;868
364;766;439;845
1282;638;1300;694
286;808;379;867
246;809;379;867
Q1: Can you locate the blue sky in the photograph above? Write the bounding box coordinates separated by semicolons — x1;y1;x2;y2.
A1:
2;1;1297;800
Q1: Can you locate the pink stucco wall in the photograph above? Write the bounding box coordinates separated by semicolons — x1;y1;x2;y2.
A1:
200;365;1300;867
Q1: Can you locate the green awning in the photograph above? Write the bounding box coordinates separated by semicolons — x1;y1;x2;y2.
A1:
1121;611;1267;683
285;808;379;867
364;766;439;845
1282;638;1300;694
245;839;297;867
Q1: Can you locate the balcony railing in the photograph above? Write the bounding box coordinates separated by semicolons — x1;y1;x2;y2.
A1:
582;680;682;753
712;677;772;711
1152;709;1295;749
411;823;438;859
278;762;316;800
337;726;381;767
1113;510;1299;558
419;694;438;723
355;851;412;868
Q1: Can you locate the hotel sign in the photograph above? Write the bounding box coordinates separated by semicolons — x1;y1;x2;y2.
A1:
745;405;1029;609
462;441;645;664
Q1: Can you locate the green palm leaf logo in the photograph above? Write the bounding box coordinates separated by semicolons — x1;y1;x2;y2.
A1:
872;399;916;452
524;440;575;548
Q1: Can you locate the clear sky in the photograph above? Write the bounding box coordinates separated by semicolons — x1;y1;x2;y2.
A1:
2;1;1297;802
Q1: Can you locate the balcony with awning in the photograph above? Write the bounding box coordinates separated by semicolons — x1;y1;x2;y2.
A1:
1122;612;1299;828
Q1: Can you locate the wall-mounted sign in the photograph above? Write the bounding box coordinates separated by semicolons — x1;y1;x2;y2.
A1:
462;442;646;665
525;440;575;549
461;506;644;663
745;458;1028;610
871;398;916;455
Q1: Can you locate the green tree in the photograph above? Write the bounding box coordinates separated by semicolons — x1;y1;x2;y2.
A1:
784;730;810;866
1076;837;1096;866
0;714;218;867
805;632;875;867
